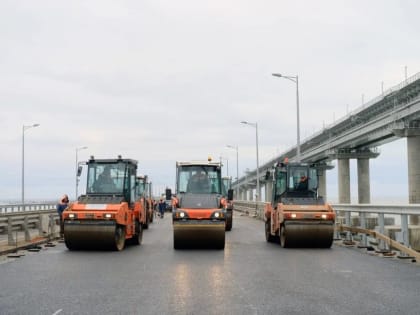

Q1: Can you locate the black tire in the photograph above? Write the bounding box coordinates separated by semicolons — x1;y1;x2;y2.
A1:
280;225;288;248
225;215;232;231
265;220;278;243
131;220;143;246
114;225;126;251
143;212;150;229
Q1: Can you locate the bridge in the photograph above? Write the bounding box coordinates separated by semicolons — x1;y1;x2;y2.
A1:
1;202;419;314
233;72;420;216
2;74;420;314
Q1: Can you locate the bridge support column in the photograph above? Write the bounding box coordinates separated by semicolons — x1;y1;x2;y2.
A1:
315;162;334;202
338;158;351;204
357;158;371;204
407;136;420;224
330;149;379;204
318;169;327;200
394;123;420;224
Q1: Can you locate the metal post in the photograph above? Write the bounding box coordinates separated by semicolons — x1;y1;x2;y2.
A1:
22;126;24;209
272;73;301;162
359;212;367;247
24;216;30;241
377;213;388;251
295;76;300;162
399;213;410;258
255;122;260;203
240;122;260;204
22;124;40;210
236;147;238;197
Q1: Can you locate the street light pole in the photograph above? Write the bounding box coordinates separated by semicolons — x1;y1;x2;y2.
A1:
240;121;260;203
272;73;301;162
75;146;88;200
226;145;239;199
22;123;40;208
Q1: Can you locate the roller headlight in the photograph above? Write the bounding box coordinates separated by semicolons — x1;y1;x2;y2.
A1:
174;211;189;219
104;213;112;219
211;211;224;219
321;214;327;219
69;213;76;219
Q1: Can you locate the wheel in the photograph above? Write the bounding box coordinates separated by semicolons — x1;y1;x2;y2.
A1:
265;220;278;243
131;220;143;246
280;225;288;248
225;215;232;231
143;213;150;229
114;225;126;251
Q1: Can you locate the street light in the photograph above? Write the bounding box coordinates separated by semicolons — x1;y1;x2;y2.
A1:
226;144;239;199
22;123;40;208
272;73;301;162
75;146;88;200
240;121;260;202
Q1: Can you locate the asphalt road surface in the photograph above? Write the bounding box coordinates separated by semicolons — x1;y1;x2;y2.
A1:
0;212;419;315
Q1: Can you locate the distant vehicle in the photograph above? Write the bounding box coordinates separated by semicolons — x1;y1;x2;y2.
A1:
63;156;146;251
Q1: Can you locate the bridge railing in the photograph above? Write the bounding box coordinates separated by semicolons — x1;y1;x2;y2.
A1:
233;200;420;259
0;203;56;214
0;206;60;247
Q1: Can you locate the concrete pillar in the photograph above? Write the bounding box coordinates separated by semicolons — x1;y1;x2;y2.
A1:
407;136;420;224
265;181;273;203
357;158;371;204
338;158;351;204
318;169;327;201
393;125;420;224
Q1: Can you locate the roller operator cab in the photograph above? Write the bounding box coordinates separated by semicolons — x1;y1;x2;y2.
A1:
63;156;145;251
172;160;233;249
264;161;335;248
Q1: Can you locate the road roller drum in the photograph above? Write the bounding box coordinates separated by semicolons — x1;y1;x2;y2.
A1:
64;221;126;251
173;221;225;249
280;221;334;248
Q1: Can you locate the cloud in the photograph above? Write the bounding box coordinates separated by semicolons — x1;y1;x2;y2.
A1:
0;0;419;201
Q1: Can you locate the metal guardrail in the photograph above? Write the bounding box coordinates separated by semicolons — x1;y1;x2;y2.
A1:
0;203;56;214
0;208;59;246
233;200;420;260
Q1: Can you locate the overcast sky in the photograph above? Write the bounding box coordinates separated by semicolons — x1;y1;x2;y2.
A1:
1;0;419;203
